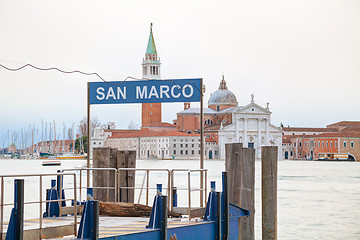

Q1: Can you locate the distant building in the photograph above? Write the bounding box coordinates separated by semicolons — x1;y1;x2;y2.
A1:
282;121;360;161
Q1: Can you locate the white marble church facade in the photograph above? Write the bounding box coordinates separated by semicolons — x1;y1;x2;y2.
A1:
218;98;282;160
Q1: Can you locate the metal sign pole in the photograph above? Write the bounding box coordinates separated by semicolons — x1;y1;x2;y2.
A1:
200;78;204;207
87;82;90;188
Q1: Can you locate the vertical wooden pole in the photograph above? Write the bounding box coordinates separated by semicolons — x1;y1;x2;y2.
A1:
117;150;136;203
225;143;255;240
126;151;136;203
87;82;90;188
108;148;118;201
240;147;255;240
200;78;204;207
261;146;278;240
93;147;110;201
225;143;243;205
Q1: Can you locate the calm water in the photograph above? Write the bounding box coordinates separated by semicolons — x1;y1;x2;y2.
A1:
0;158;359;239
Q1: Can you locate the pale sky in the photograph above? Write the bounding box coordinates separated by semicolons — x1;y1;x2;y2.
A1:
1;0;359;144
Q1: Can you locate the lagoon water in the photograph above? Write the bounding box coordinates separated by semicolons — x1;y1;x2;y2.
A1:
0;158;359;239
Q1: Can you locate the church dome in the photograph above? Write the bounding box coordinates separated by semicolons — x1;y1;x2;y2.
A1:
208;76;238;106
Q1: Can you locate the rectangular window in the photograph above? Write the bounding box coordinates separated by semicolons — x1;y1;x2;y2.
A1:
174;144;176;147
326;142;328;147
185;144;188;147
174;150;176;155
322;141;324;147
192;144;194;147
314;141;317;147
185;150;188;155
335;141;337;147
180;150;183;155
192;150;194;154
351;141;354;148
344;141;347;147
180;144;183;148
330;141;333;147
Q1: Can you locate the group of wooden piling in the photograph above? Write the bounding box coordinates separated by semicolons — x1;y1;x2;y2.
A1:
93;145;278;240
226;143;277;240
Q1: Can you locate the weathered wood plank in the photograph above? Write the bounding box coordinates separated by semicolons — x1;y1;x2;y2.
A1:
93;147;111;202
261;146;278;240
99;201;181;217
126;151;136;203
225;143;255;240
23;224;75;240
117;151;127;202
240;147;255;240
225;143;243;205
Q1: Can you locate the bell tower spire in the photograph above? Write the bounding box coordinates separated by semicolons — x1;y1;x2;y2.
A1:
141;23;162;128
142;23;161;80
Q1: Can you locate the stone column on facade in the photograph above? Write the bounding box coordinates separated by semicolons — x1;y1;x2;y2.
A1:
265;118;269;145
243;118;248;147
257;118;262;159
235;117;239;142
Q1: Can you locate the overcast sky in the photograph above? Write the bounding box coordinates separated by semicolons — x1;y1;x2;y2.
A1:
0;0;359;144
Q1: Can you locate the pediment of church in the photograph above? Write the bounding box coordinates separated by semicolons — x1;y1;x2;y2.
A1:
233;102;271;115
269;124;282;133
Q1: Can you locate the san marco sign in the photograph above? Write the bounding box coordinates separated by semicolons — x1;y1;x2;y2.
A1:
86;78;205;205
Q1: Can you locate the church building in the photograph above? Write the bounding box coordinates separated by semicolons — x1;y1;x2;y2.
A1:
175;76;282;160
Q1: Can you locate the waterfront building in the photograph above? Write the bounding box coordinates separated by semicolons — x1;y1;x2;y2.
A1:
282;121;360;161
97;128;200;159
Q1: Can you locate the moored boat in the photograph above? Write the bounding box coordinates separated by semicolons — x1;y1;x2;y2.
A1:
42;160;61;166
56;155;86;160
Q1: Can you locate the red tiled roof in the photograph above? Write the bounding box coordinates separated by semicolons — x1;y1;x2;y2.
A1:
339;127;360;132
104;129;140;133
327;121;360;128
109;129;199;139
144;122;176;127
282;127;337;132
288;131;360;139
316;131;360;138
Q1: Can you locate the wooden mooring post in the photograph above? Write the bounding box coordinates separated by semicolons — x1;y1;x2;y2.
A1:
117;150;136;203
225;143;255;240
261;146;278;240
93;147;136;202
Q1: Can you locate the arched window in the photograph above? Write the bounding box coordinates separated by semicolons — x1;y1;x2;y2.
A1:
204;119;213;125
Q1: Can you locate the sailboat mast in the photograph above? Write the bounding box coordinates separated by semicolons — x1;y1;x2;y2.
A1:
53;120;56;154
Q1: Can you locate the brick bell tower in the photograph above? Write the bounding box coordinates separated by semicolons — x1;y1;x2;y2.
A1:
141;23;162;128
